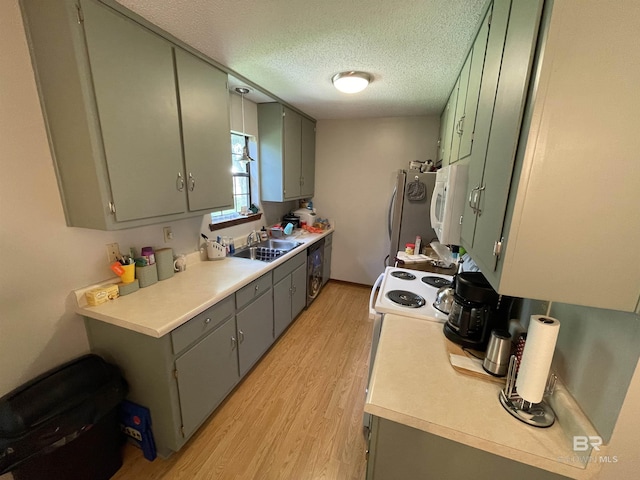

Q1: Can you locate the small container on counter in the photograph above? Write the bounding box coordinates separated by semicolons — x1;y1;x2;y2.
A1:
140;247;155;265
136;264;158;288
405;243;415;255
155;248;174;281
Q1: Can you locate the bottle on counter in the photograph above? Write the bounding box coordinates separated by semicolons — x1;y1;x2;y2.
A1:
260;227;268;241
405;243;415;255
414;236;422;256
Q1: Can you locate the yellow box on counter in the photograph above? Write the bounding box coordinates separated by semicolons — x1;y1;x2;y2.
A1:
85;284;119;306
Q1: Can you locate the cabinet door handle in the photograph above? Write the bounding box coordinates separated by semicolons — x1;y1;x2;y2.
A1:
239;330;245;343
475;185;486;215
176;172;185;192
468;187;479;213
204;317;211;325
255;285;259;293
231;336;237;349
458;114;465;135
188;173;195;192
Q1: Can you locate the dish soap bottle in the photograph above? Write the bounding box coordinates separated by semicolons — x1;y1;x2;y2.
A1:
260;227;268;241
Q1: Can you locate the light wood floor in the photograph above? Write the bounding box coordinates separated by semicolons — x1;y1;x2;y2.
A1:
112;280;373;480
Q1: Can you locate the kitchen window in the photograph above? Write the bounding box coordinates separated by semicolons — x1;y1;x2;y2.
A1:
210;133;254;225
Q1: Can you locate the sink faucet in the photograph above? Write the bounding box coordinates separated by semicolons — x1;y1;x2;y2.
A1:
247;230;261;247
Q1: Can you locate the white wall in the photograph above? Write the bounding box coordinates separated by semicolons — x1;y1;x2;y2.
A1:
314;116;440;286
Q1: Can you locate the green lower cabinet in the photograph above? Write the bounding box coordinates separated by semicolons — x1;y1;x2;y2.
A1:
273;252;308;338
174;315;239;440
236;288;274;377
274;263;307;338
366;417;568;480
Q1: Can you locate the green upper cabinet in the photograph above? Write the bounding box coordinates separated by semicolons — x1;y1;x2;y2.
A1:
438;4;491;168
438;82;459;167
461;0;543;273
258;103;316;202
467;0;640;313
449;53;471;164
460;0;514;249
456;6;491;162
82;0;185;222
300;116;316;198
20;0;233;230
174;48;233;212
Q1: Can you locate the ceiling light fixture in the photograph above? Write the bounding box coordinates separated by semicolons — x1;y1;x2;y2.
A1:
235;87;254;163
331;71;372;94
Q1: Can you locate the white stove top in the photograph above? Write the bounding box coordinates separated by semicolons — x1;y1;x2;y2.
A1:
374;266;453;323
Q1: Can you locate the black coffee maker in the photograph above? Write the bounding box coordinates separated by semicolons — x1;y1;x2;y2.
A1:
443;272;507;350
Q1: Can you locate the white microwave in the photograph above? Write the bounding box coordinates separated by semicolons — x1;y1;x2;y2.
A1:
430;164;468;245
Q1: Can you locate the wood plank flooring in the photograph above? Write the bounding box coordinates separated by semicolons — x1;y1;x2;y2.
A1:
112;280;373;480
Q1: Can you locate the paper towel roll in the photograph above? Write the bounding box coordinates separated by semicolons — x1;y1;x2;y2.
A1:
515;315;560;403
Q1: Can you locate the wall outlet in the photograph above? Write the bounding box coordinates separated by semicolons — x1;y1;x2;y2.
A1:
163;226;173;243
106;242;120;263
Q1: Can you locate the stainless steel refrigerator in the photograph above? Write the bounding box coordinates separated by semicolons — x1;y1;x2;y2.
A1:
387;169;437;265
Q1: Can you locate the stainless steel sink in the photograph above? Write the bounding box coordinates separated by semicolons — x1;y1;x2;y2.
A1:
231;240;303;262
256;239;302;251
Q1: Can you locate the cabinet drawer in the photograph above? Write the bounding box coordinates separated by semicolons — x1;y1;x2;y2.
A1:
236;272;272;310
171;295;234;355
273;251;306;284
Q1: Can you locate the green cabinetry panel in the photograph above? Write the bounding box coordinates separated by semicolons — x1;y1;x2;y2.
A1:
175;315;239;440
20;0;233;230
82;0;185;222
237;287;274;376
175;48;233;212
258;103;316;202
461;0;543;275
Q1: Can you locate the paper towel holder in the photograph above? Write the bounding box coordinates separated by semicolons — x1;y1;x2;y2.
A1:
499;354;557;428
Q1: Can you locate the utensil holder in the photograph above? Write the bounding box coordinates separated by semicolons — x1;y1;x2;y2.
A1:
136;264;158;288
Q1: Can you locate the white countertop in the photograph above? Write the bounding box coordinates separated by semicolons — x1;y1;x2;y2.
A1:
74;229;333;338
365;314;602;479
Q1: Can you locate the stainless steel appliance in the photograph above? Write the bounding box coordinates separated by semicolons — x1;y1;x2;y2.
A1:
364;266;453;428
483;329;512;376
443;271;500;350
306;238;324;307
387;169;437;266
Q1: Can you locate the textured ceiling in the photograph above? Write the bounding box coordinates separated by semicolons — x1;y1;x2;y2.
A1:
115;0;488;119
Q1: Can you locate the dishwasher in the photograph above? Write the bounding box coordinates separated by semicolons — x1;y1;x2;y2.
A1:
306;238;325;307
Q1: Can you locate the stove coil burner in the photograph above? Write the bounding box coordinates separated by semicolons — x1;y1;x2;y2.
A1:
386;290;426;308
421;276;452;288
390;271;417;281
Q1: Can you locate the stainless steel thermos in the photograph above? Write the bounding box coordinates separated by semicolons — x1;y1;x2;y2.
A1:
483;329;512;377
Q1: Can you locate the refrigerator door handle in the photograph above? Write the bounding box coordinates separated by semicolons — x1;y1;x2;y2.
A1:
387;186;397;240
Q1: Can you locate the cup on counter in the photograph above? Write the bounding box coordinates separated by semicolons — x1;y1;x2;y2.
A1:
120;264;136;284
174;254;187;272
